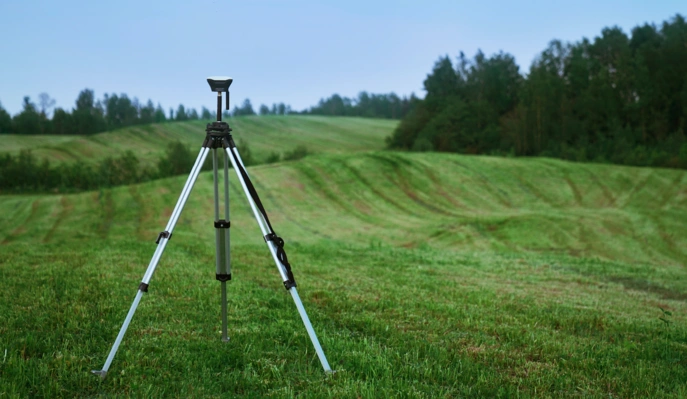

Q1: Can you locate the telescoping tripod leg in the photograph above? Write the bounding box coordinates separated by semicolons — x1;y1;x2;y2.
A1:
223;141;332;373
92;147;211;379
212;148;232;342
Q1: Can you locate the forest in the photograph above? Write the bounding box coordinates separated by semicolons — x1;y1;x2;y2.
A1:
302;92;416;119
387;14;687;169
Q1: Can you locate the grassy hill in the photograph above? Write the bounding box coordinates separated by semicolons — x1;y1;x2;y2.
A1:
0;116;397;165
1;118;686;397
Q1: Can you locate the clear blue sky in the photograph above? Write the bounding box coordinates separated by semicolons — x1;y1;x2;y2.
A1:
1;0;685;116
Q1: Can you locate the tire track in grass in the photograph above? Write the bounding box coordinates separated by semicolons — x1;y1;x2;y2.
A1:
564;174;584;206
293;159;379;224
450;159;513;209
513;173;558;208
537;160;584;207
129;185;153;241
43;196;73;243
39;145;84;163
582;167;617;207
97;190;115;239
377;153;458;216
616;169;653;208
659;172;686;209
2;199;41;244
247;168;332;240
342;155;422;217
649;214;687;264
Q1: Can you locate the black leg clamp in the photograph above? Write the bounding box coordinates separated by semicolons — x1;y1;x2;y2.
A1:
264;233;297;289
139;282;149;292
216;273;232;282
155;230;172;244
214;220;230;229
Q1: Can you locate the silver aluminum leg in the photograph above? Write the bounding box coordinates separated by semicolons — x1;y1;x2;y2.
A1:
213;149;231;342
221;151;231;342
224;145;332;373
92;147;211;379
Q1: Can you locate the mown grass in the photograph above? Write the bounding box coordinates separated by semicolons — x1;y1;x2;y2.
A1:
1;131;686;397
0;116;397;166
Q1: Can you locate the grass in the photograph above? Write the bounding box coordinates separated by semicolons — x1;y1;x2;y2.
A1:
1;119;686;397
0;116;397;166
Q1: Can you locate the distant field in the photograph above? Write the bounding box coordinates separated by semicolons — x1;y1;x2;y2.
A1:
0;134;81;152
1;120;686;397
0;116;398;165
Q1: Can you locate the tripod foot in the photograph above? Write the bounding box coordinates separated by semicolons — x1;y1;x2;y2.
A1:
91;370;108;380
222;337;230;343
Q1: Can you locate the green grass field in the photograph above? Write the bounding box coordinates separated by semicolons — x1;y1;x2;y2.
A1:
1;116;686;397
0;116;397;166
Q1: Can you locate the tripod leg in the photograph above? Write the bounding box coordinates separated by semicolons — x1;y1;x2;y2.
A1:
92;147;211;379
221;151;231;341
223;145;332;373
213;149;231;342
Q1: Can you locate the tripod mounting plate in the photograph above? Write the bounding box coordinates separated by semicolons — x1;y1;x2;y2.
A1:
207;76;233;92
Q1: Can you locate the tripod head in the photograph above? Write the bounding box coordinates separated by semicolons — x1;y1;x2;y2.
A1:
207;76;233;121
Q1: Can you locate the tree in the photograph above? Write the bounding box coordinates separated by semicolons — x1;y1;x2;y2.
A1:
201;106;212;120
175;104;187;121
233;99;256;116
259;104;270;115
72;89;106;134
188;108;199;120
0;101;12;133
38;93;56;118
52;108;73;135
423;56;459;99
104;93;139;129
12;96;43;134
154;104;167;123
139;100;155;124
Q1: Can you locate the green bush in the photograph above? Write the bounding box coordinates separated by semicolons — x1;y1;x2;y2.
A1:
265;151;281;164
283;145;311;161
157;141;194;177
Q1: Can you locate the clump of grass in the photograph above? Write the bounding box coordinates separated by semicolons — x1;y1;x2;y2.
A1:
283;145;311;161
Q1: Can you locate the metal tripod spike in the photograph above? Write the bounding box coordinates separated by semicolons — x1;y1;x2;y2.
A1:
92;76;331;379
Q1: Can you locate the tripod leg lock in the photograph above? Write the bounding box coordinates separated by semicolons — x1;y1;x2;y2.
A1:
264;233;298;289
214;220;230;229
155;230;172;244
138;282;149;292
216;273;232;282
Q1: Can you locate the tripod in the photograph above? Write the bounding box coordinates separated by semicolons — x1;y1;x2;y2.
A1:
92;77;331;379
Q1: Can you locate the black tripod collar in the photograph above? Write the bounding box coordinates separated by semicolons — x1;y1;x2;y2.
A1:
203;122;234;149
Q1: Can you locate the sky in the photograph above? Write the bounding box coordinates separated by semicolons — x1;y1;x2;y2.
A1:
1;0;686;116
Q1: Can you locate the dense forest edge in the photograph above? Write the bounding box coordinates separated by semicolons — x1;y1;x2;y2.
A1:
387;14;687;169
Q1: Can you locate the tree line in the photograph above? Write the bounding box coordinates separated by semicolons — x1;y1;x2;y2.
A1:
388;14;687;169
0;89;301;135
302;92;416;119
0;88;412;136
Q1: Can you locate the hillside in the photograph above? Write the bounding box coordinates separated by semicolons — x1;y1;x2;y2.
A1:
0;116;397;165
1;139;686;396
2;152;685;266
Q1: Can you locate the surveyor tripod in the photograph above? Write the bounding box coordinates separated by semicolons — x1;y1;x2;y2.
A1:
92;77;331;379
